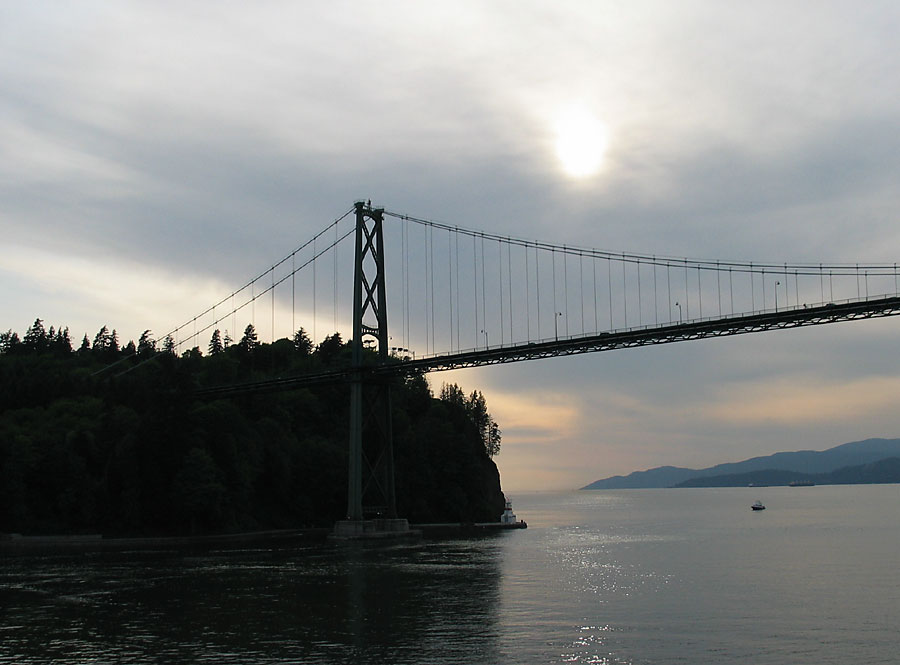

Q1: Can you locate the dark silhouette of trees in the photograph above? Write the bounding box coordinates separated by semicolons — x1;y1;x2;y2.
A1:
0;330;21;354
0;318;506;536
293;328;313;355
440;384;501;458
162;335;176;355
208;329;224;355
239;324;259;353
23;319;49;353
138;330;156;357
316;332;344;365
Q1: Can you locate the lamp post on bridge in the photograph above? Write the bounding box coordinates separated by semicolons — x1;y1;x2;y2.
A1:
775;281;781;311
555;312;563;341
480;329;489;349
674;301;682;324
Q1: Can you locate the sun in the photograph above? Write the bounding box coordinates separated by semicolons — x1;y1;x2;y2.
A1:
555;105;608;178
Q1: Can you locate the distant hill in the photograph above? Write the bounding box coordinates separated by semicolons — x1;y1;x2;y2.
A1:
674;457;900;488
580;438;900;489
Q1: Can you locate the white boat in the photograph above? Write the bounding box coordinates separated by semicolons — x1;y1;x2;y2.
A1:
751;500;766;511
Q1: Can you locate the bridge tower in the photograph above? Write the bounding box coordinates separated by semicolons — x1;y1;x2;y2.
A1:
333;201;410;538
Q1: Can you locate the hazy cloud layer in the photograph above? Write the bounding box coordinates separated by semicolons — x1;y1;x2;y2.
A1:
4;2;900;489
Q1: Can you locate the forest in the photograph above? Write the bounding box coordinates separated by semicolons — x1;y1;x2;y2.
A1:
0;319;505;536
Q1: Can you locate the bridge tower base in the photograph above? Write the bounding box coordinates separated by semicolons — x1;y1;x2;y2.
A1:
330;518;419;541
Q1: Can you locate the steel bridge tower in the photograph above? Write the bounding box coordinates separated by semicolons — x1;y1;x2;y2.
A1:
333;202;410;538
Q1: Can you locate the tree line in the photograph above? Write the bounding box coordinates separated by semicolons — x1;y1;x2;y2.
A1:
0;318;504;536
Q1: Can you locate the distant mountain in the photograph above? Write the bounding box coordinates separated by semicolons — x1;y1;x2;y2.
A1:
580;438;900;490
580;466;698;490
674;457;900;488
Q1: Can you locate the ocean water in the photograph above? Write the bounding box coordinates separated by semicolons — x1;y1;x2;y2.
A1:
2;485;899;664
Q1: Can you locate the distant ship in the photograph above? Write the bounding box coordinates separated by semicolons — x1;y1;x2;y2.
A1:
788;480;815;487
751;500;766;511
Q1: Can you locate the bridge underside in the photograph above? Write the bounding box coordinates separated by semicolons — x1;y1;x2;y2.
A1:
195;295;900;397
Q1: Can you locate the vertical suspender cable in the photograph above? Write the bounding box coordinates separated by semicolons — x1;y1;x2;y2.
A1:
563;247;569;336
312;239;316;343
552;248;558;327
750;262;755;311
291;253;295;336
333;220;338;332
430;226;435;352
448;228;454;352
592;256;598;333
667;263;671;323
535;245;541;339
499;239;504;345
653;260;658;326
525;243;531;340
472;234;481;349
607;258;613;329
455;230;460;351
729;268;734;315
637;260;642;327
697;266;702;319
716;262;721;316
480;234;486;345
579;252;585;335
785;263;790;308
820;264;824;302
425;226;430;355
507;240;513;344
401;221;406;349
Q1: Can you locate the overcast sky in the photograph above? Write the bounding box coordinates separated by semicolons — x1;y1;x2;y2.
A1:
4;2;900;491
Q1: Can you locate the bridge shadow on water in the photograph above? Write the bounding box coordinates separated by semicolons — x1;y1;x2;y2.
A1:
1;539;505;664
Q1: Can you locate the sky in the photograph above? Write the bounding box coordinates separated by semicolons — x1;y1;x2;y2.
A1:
4;1;900;492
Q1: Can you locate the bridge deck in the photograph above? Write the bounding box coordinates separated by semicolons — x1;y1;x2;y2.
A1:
195;295;900;398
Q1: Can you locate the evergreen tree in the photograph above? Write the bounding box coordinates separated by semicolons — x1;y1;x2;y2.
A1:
487;420;501;458
23;318;49;353
440;382;466;408
54;327;72;355
467;390;501;458
316;332;343;364
137;330;156;357
293;328;313;355
78;334;91;354
93;326;110;351
223;331;233;348
162;334;176;354
0;330;21;354
208;329;224;355
239;324;259;353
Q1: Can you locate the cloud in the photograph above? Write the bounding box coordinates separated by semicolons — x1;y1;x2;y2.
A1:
700;375;900;426
4;1;900;490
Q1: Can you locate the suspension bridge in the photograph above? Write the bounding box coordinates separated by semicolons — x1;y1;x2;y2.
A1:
158;202;900;535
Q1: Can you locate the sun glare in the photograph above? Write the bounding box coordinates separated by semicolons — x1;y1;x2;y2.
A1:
555;105;608;178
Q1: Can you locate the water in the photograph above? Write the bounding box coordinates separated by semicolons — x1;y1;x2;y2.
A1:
3;485;899;663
